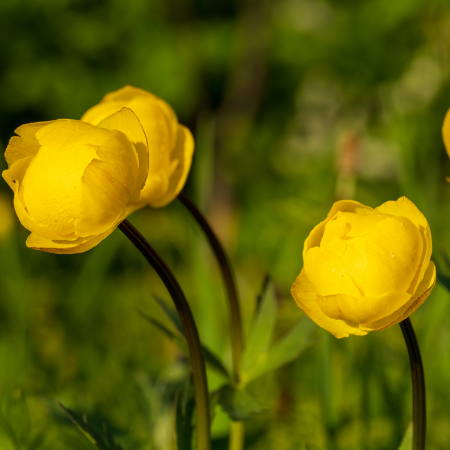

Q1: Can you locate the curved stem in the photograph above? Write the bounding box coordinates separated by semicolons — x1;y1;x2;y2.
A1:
178;192;243;383
118;219;211;450
399;317;426;450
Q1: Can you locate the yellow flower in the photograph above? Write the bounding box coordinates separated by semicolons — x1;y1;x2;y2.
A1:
291;197;436;338
81;86;194;212
2;108;148;254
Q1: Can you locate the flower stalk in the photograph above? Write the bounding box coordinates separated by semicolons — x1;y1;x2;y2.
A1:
177;193;245;450
118;219;211;450
178;192;244;383
399;317;426;450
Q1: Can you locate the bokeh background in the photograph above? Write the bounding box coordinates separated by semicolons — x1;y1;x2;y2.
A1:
1;0;450;448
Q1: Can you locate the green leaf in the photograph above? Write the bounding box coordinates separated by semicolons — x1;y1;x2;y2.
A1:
138;309;230;380
397;422;413;450
242;279;277;377
57;401;123;449
137;309;187;350
217;385;267;421
245;315;317;382
153;295;184;335
175;391;195;450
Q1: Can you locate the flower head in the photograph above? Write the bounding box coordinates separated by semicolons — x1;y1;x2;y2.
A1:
291;197;435;338
81;86;194;211
2;108;148;254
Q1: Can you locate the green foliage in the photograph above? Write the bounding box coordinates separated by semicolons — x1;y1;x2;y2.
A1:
57;401;123;450
139;298;230;380
241;279;317;384
1;0;450;447
175;391;195;450
217;385;266;422
397;422;413;450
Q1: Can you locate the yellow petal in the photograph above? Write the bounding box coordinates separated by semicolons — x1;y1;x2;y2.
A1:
303;200;375;260
140;125;194;208
75;130;138;237
304;247;361;297
4;121;52;168
82;86;189;208
317;290;411;324
442;108;450;158
82;86;178;147
97;107;149;202
26;214;124;254
36;120;112;151
104;86;179;142
363;215;422;296
360;261;436;332
21;145;97;236
291;268;367;338
3;157;70;240
376;196;432;296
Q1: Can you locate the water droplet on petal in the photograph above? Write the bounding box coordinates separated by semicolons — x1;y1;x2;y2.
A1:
332;268;335;272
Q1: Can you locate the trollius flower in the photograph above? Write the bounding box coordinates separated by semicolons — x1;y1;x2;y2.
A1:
291;197;436;338
2;108;148;254
82;86;194;212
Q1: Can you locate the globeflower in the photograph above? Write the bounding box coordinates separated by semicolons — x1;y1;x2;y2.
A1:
2;108;148;254
291;197;436;338
81;86;194;212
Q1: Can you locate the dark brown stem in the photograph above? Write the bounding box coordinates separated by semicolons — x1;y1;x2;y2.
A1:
399;317;426;450
118;219;211;450
178;192;243;383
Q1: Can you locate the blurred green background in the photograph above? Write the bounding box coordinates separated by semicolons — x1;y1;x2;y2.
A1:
1;0;450;448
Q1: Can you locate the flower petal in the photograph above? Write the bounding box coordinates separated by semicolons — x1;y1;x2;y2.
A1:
304;246;361;297
141;124;194;208
21;145;97;236
36;120;112;151
360;261;436;332
97;107;149;202
363;215;422;296
5;121;51;168
26;214;124;254
75;130;138;237
303;200;375;260
442;108;450;158
3;157;70;240
317;290;411;324
291;268;367;338
376;196;432;296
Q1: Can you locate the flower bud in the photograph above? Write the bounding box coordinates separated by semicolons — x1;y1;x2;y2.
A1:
82;86;194;211
2;108;148;254
291;197;435;338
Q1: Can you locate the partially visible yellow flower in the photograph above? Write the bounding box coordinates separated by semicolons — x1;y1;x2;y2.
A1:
442;110;450;181
82;86;194;212
0;191;14;240
2;108;148;254
291;197;435;338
